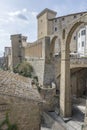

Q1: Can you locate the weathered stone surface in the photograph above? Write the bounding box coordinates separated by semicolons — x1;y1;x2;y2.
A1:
0;70;42;130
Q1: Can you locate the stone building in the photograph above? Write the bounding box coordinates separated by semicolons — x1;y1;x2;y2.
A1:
0;70;42;130
11;34;27;69
3;8;87;118
3;47;12;70
77;26;87;57
0;57;4;68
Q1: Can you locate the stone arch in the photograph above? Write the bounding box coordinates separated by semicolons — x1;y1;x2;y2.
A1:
66;21;84;52
50;36;61;57
60;15;87;117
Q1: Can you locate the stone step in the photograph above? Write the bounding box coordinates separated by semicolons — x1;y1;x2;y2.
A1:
42;112;66;130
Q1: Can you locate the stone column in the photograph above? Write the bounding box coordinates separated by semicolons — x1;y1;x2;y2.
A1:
60;41;71;117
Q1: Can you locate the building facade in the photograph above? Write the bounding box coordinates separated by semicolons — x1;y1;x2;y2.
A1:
77;26;87;57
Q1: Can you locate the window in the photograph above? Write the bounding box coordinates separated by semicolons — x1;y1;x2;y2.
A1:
74;15;77;18
41;19;43;22
80;14;83;16
82;41;84;47
55;19;57;22
62;29;65;39
81;30;86;35
19;40;21;43
62;17;65;21
74;36;76;40
55;27;57;31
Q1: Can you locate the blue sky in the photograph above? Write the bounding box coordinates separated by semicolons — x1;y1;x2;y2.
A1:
0;0;87;56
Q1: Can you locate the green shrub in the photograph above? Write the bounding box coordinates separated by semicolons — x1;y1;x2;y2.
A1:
13;62;33;78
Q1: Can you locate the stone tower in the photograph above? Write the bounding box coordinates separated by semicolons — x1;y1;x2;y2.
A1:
10;34;27;69
37;8;57;39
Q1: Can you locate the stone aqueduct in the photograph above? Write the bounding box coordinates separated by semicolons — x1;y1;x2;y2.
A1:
49;13;87;117
4;9;87;119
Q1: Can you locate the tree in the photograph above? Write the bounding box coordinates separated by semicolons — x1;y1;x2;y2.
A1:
13;61;33;78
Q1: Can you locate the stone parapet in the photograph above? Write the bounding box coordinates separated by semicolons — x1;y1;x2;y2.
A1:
39;84;58;111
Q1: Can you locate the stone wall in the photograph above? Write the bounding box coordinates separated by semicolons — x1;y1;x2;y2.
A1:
25;37;50;85
27;58;45;85
43;56;87;97
25;42;42;58
0;95;41;130
44;57;61;87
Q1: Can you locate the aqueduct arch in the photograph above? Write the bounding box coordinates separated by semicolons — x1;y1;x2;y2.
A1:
50;36;61;57
60;14;87;117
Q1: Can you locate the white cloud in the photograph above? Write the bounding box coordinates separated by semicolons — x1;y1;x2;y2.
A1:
8;9;28;21
8;10;21;16
8;9;38;21
23;8;27;13
0;8;38;56
31;11;38;17
0;50;4;57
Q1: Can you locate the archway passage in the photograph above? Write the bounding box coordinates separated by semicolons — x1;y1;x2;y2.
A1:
71;68;87;98
60;14;87;117
50;36;61;58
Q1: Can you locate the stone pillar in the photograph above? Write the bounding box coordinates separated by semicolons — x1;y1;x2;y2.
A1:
42;36;50;59
60;41;71;117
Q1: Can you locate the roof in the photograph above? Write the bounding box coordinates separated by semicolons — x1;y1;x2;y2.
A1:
0;70;42;102
49;11;87;20
37;8;57;18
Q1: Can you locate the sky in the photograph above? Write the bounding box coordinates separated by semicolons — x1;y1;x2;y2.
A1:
0;0;87;56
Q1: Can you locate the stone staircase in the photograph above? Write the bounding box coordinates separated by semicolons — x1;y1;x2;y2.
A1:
41;111;66;130
41;103;85;130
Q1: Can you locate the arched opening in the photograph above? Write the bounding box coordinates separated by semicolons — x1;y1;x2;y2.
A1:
66;21;87;95
60;14;87;117
50;36;61;58
66;22;84;53
61;20;87;118
71;67;87;98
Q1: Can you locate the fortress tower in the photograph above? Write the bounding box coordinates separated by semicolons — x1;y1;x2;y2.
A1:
11;34;27;68
37;8;57;39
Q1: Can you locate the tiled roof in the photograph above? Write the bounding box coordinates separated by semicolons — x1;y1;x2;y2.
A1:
0;70;42;102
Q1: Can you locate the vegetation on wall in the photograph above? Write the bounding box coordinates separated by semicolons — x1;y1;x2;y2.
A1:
13;61;33;78
0;113;18;130
31;76;41;93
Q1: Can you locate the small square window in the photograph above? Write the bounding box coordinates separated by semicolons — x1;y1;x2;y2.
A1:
41;20;43;22
19;40;21;43
55;19;57;22
81;30;86;35
80;14;83;16
74;36;76;40
55;27;57;31
74;15;77;18
62;17;65;21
